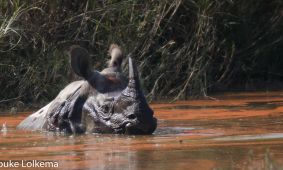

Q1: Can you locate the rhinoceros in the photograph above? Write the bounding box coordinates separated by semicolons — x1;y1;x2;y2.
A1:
17;44;157;135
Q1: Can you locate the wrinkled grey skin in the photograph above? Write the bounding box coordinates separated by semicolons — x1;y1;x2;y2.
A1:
17;46;157;135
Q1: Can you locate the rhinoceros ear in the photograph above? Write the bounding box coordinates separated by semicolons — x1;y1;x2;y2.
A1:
69;45;92;79
68;45;109;92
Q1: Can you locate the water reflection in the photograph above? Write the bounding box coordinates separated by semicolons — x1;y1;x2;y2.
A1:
1;91;283;169
161;100;283;111
213;133;283;141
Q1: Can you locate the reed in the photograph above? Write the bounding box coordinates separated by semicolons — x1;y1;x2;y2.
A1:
0;0;282;108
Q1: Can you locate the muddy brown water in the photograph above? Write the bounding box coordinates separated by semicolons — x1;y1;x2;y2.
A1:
1;91;283;170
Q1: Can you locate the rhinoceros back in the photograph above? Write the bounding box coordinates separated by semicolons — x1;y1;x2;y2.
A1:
17;81;84;131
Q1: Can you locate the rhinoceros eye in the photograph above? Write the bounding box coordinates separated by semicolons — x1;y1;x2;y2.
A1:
101;105;109;112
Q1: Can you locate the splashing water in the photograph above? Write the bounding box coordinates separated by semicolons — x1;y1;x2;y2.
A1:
1;122;7;133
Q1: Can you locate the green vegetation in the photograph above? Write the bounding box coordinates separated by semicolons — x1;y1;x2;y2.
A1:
0;0;283;107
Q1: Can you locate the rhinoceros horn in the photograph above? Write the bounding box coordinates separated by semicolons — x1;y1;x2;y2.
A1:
121;57;142;98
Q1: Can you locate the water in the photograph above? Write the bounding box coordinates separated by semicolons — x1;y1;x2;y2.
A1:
1;91;283;170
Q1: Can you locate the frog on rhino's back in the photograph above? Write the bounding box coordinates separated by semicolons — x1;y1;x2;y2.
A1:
17;44;157;135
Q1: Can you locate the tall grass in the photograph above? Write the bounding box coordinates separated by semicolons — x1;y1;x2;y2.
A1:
0;0;282;107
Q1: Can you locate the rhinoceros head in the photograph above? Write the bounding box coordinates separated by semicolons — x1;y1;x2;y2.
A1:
68;45;157;135
108;58;157;134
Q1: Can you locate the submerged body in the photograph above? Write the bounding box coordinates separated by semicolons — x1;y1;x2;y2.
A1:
18;45;157;135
